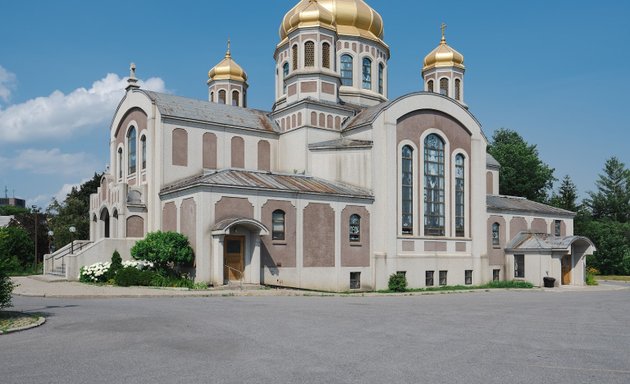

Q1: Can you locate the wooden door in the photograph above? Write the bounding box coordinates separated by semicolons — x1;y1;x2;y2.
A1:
224;236;244;282
561;254;572;285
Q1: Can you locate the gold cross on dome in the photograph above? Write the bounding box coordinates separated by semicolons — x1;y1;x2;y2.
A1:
441;22;447;40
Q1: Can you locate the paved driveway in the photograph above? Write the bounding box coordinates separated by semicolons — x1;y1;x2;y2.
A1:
1;289;629;384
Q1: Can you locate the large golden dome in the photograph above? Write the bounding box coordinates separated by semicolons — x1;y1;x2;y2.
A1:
279;0;385;46
423;30;465;72
208;43;248;83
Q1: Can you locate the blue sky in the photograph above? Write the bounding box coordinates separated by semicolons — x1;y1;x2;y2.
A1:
1;0;628;207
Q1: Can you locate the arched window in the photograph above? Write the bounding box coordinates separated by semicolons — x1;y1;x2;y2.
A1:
322;42;330;69
362;57;372;89
492;223;500;246
292;44;298;70
424;134;445;236
272;210;286;240
210;91;214;102
305;41;315;67
283;62;289;93
340;54;353;86
402;145;413;235
141;135;147;170
455;154;465;237
127;126;136;175
378;63;384;94
455;79;461;100
232;90;239;106
439;78;449;96
349;214;361;242
427;80;434;92
218;90;226;104
117;148;123;179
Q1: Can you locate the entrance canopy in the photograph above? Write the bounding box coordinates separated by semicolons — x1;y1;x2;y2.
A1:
505;231;596;254
211;217;269;236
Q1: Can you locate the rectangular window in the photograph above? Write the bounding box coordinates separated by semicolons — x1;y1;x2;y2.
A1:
350;272;361;289
554;220;561;236
514;254;525;278
425;271;434;286
465;270;472;285
439;270;447;286
493;269;500;282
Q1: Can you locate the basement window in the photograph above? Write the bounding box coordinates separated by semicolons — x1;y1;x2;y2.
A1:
350;272;361;289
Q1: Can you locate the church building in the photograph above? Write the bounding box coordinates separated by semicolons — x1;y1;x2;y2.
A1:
46;0;594;290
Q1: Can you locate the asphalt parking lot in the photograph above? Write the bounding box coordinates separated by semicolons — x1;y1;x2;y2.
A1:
2;289;629;384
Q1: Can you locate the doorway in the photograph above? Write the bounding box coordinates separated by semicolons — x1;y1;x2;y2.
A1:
224;236;245;283
561;254;572;285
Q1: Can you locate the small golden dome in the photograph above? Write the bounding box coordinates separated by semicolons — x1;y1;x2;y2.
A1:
423;25;465;72
208;42;248;83
279;0;385;46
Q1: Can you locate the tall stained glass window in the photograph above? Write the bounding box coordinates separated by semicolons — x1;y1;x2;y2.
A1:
341;55;353;86
378;63;384;94
424;134;445;236
402;145;413;234
455;154;465;237
362;57;372;89
127;126;136;175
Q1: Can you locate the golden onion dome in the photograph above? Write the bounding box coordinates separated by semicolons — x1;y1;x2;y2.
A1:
208;42;248;83
279;0;385;46
283;0;335;37
423;25;465;71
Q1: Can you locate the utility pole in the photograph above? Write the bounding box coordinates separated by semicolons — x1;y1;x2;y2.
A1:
32;205;38;268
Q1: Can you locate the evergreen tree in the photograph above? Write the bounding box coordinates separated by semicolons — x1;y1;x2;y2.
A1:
487;128;555;203
550;175;579;212
586;157;630;223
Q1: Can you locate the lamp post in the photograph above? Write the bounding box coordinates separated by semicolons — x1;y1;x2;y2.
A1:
47;230;54;254
69;226;77;254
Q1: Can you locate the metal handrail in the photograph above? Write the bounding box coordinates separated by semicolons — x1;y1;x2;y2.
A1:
224;264;244;289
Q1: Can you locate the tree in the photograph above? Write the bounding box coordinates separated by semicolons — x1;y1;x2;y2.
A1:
578;219;630;275
585;157;630;223
46;173;103;249
550;175;579;212
0;226;34;271
487;128;556;203
131;231;194;274
6;207;49;266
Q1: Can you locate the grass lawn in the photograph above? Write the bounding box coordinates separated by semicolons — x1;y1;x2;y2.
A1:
0;311;42;333
596;275;630;282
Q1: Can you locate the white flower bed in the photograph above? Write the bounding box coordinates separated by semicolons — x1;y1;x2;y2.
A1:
79;262;111;282
122;260;154;270
79;260;154;282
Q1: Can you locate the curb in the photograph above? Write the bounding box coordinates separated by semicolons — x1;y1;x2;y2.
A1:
0;316;46;335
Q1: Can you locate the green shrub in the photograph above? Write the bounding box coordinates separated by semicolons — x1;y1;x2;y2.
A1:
0;268;14;309
585;272;598;286
131;231;194;273
388;273;408;292
484;280;533;289
114;267;157;287
150;274;194;289
106;250;123;280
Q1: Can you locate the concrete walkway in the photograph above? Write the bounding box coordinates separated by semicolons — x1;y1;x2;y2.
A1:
11;275;630;299
11;276;311;298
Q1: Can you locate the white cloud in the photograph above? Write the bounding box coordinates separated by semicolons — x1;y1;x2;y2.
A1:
12;148;100;177
27;178;91;209
0;73;166;143
0;65;16;103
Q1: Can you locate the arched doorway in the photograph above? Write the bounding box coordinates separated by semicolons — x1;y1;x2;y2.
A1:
209;217;269;286
100;208;110;239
